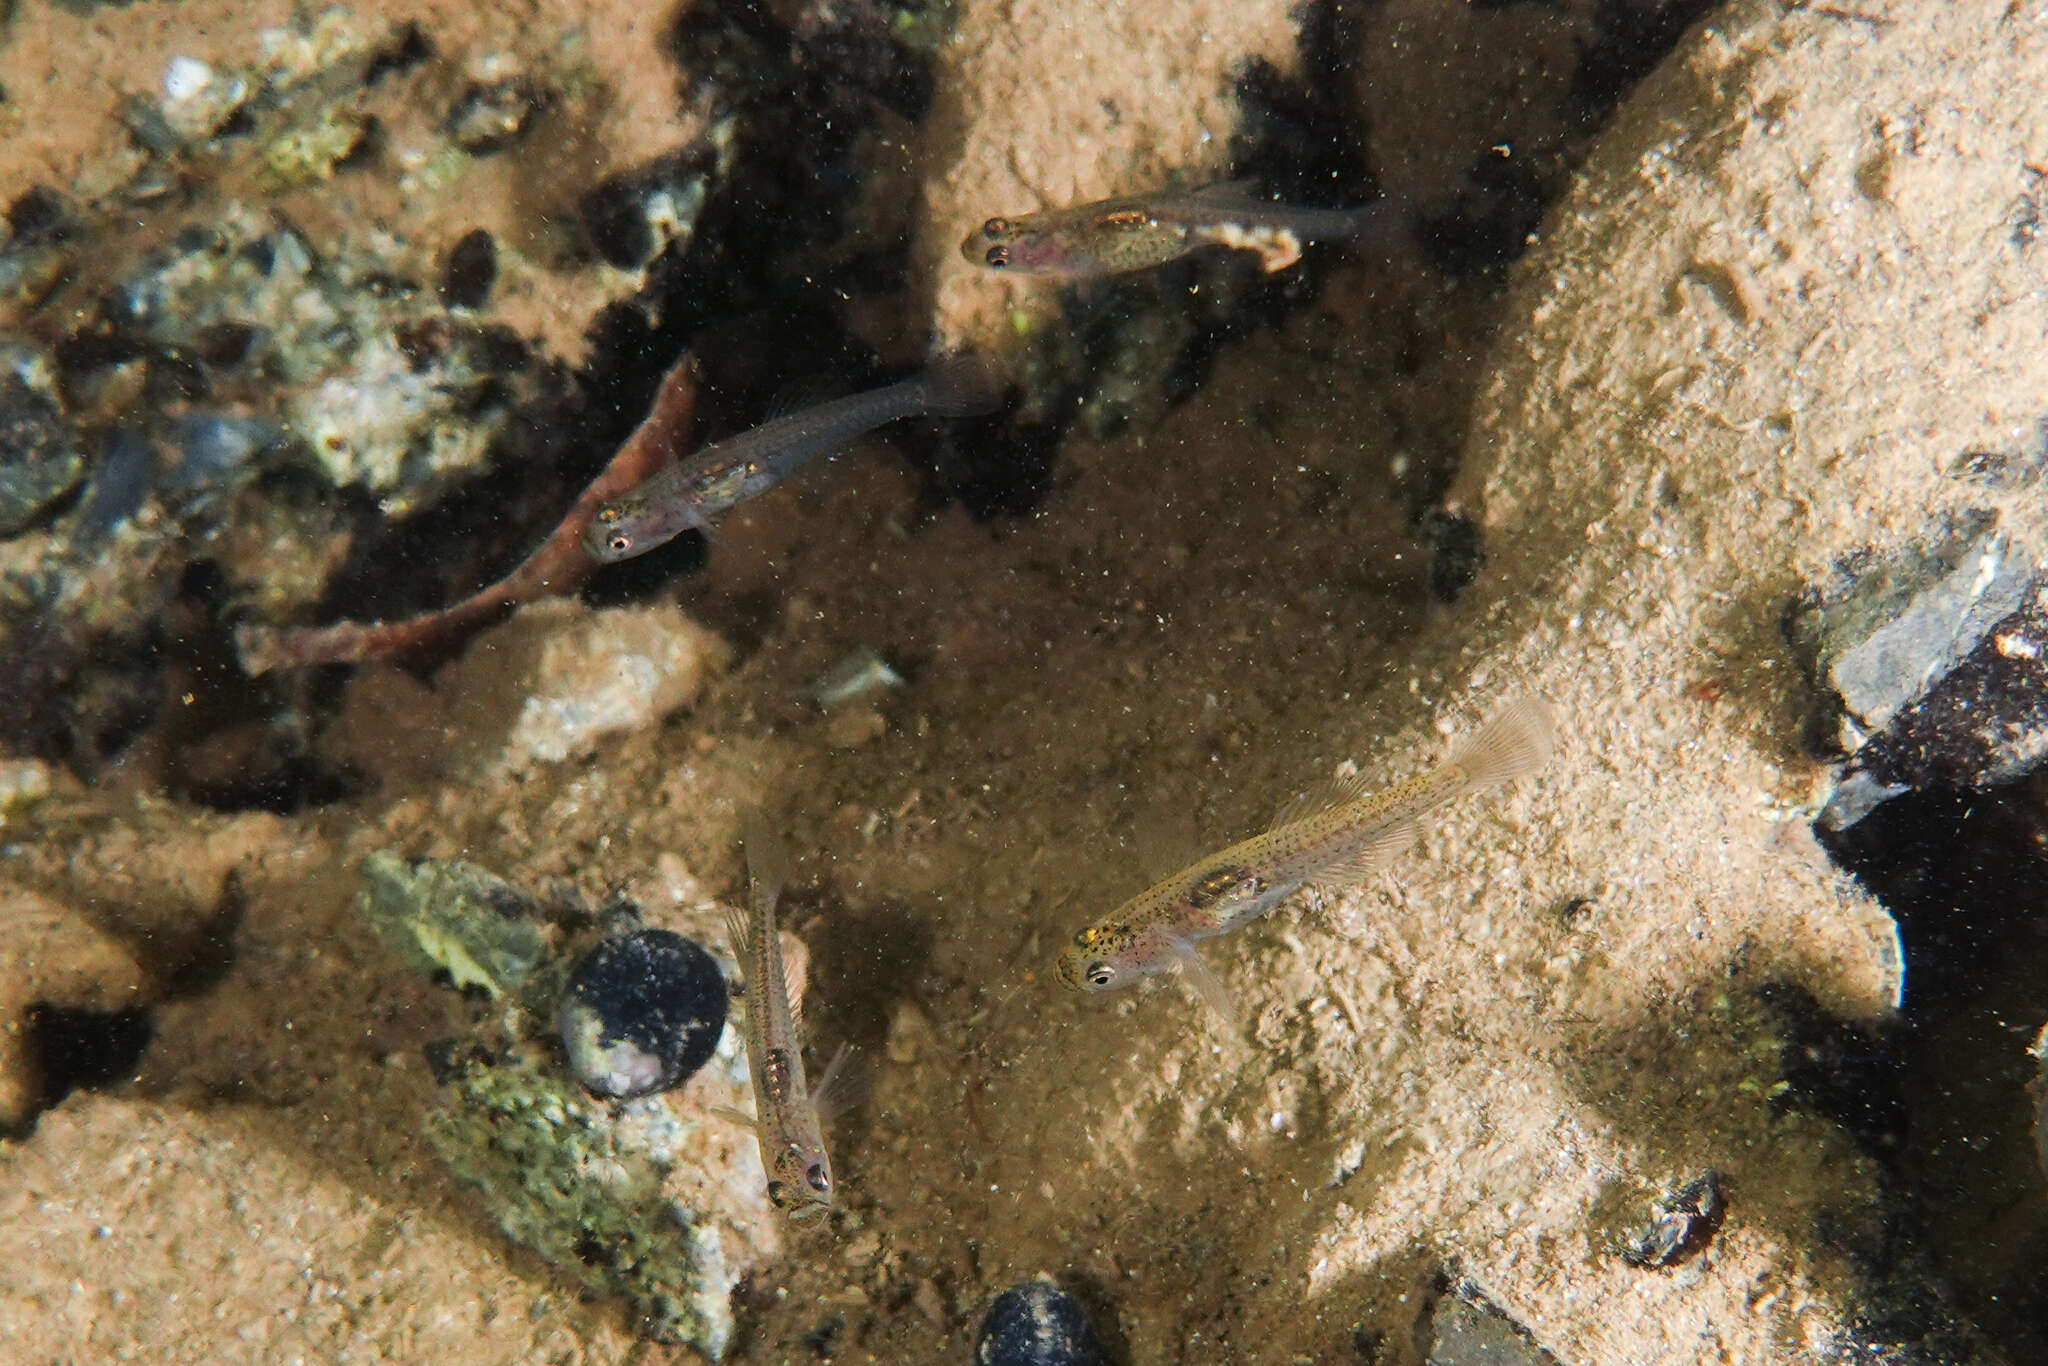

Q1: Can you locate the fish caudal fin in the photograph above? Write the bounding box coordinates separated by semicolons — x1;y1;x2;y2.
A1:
741;808;792;923
918;352;1006;418
1446;695;1556;794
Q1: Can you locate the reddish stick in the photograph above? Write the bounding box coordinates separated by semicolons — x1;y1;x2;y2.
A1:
239;356;700;675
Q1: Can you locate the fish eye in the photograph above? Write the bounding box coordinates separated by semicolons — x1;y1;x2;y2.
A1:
982;217;1009;238
805;1162;831;1193
606;533;632;555
1086;963;1115;988
766;1180;789;1208
985;246;1009;269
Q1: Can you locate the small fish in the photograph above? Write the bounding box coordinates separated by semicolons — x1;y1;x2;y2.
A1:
961;181;1402;278
587;353;1003;563
725;819;849;1220
1056;696;1555;1016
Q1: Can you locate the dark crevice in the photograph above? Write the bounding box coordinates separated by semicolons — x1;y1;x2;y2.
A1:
1818;783;2048;1360
22;1004;154;1117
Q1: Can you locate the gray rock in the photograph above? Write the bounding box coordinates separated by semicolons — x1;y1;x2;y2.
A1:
1419;1286;1560;1366
1787;510;2039;747
0;352;83;538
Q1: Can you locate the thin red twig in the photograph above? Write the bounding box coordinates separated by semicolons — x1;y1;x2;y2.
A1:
238;356;700;676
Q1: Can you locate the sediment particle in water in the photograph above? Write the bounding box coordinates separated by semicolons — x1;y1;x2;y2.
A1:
974;1278;1110;1366
559;928;729;1098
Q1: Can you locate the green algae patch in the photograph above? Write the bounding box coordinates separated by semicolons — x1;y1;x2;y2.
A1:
357;851;546;999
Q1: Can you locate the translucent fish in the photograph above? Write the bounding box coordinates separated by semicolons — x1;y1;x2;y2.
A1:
587;353;1003;563
1055;696;1556;1017
961;181;1406;278
724;817;849;1220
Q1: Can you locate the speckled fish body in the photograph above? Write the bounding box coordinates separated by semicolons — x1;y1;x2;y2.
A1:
961;185;1397;278
587;354;1000;563
1055;697;1555;1009
725;824;839;1220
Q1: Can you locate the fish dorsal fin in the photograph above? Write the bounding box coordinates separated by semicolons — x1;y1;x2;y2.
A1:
1269;764;1374;832
1303;815;1420;895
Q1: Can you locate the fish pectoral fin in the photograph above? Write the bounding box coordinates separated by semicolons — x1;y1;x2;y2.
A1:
709;1103;757;1130
722;904;754;963
1310;815;1422;891
1171;941;1241;1024
810;1041;862;1122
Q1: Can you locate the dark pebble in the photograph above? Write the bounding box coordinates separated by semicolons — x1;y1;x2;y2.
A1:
0;368;83;537
974;1279;1109;1366
1620;1170;1725;1269
559;929;728;1099
439;229;496;310
1424;509;1486;605
73;426;154;544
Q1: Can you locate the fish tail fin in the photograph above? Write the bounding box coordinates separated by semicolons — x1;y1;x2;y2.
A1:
741;808;791;924
918;351;1007;418
1445;695;1556;794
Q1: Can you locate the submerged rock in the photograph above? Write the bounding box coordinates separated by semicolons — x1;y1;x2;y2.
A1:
974;1278;1110;1366
1823;585;2048;829
1788;508;2048;827
0;350;82;537
357;851;547;999
425;1035;752;1353
559;928;729;1099
370;853;775;1354
1417;1285;1561;1366
435;599;732;777
1618;1170;1725;1270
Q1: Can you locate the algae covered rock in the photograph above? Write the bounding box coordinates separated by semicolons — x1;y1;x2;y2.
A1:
424;1035;753;1351
357;850;546;999
360;852;776;1353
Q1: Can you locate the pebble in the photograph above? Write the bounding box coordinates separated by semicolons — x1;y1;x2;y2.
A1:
559;929;728;1098
974;1278;1109;1366
1620;1170;1725;1269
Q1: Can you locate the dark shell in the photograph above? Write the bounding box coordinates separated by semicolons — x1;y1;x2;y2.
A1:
1620;1170;1725;1269
975;1278;1109;1366
559;929;728;1099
